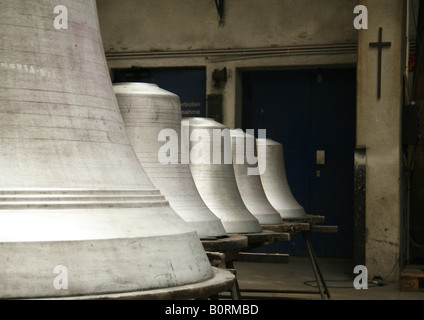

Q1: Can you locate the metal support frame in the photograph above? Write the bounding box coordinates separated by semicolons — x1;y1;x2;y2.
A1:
225;261;242;300
235;230;331;300
302;231;331;299
217;224;333;300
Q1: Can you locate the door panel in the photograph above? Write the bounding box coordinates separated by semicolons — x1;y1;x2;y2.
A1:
242;68;356;257
242;70;312;211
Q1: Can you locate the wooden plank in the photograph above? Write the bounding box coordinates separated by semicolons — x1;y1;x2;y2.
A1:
310;225;338;233
400;265;424;292
243;230;291;244
400;277;420;292
206;251;225;260
261;222;310;234
201;234;248;252
206;251;226;267
235;252;289;264
401;265;424;277
231;230;291;251
283;214;325;224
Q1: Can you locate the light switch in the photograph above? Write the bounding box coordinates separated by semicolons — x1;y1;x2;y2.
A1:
316;150;325;165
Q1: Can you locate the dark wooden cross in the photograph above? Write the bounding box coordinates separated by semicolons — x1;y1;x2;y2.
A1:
369;27;391;99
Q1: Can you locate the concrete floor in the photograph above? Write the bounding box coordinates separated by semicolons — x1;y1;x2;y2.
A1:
224;256;424;300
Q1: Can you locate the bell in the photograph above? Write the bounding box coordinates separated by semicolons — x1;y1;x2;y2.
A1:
186;118;262;234
230;130;283;225
0;0;232;299
113;82;227;239
257;139;307;219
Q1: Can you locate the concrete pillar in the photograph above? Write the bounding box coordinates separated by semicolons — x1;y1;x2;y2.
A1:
356;0;407;281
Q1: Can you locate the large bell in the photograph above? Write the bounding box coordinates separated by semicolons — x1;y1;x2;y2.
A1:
186;118;262;234
257;139;307;219
0;0;231;299
230;130;283;225
113;82;227;239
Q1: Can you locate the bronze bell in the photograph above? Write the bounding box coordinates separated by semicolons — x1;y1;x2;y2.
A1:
0;0;231;299
257;139;307;219
113;82;227;239
186;118;262;234
230;129;283;225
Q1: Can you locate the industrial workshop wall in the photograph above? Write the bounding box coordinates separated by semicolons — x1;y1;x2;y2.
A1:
96;0;359;128
95;0;419;280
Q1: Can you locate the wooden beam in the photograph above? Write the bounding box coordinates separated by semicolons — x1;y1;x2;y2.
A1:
310;225;339;233
235;252;289;264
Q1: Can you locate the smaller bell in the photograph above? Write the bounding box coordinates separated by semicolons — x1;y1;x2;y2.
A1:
113;83;227;239
230;129;283;225
186;118;262;234
257;139;306;219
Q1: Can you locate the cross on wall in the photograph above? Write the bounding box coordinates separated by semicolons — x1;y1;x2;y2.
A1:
369;27;392;99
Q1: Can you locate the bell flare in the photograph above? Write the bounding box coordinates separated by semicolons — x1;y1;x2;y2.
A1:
0;191;214;299
113;83;227;239
0;0;219;298
186;118;262;234
257;139;307;219
230;130;283;225
0;201;212;298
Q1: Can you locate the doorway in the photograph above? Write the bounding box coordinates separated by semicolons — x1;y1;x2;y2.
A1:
242;67;357;257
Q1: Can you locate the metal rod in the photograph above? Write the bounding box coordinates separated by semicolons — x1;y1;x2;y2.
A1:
225;261;242;300
307;233;332;299
303;231;326;299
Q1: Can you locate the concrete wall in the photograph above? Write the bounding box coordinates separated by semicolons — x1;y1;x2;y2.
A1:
409;0;424;264
356;0;407;281
97;0;358;52
97;0;359;128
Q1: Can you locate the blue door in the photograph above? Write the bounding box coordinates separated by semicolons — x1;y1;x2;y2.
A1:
113;67;206;117
243;68;356;258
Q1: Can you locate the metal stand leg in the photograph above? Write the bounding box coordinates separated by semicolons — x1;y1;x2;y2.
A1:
302;231;331;300
225;261;242;300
